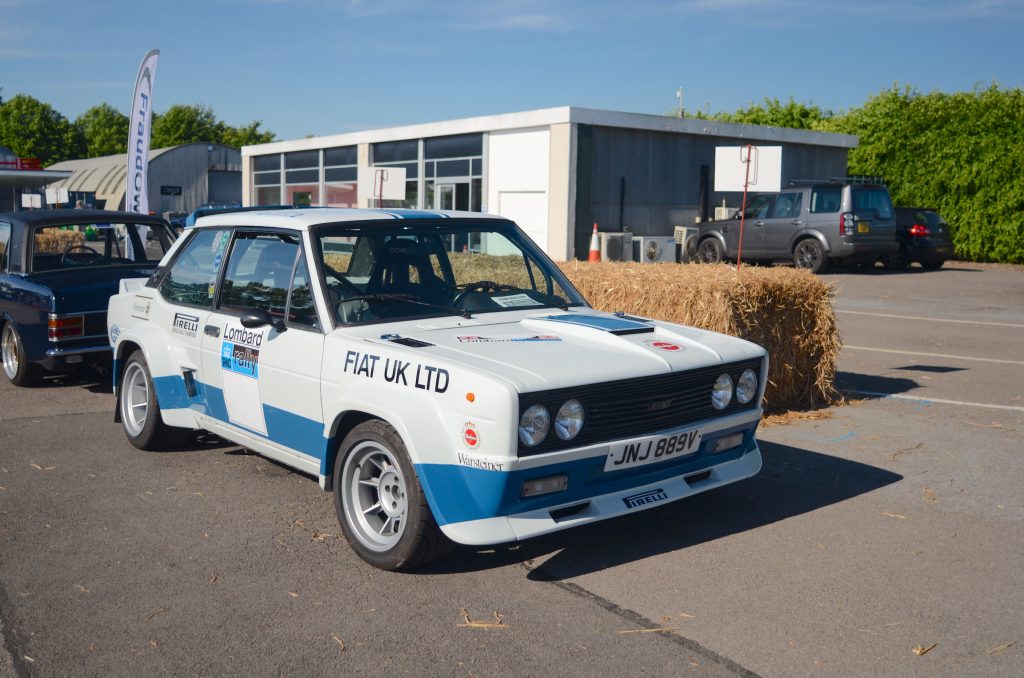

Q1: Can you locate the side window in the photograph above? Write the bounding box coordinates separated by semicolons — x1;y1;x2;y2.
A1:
287;255;320;329
219;233;299;318
158;229;230;306
811;186;842;213
0;223;9;272
770;192;803;218
743;195;774;219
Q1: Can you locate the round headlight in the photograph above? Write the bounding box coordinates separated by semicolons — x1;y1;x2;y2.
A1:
554;399;585;440
736;368;757;404
711;373;733;410
519;404;551;446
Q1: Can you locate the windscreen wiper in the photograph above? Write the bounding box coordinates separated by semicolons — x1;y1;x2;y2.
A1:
342;294;473;319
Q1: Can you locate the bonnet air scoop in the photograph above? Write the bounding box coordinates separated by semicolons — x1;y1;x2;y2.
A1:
536;313;655;335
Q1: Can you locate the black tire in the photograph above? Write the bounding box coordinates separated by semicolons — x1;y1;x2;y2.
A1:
792;238;828;274
696;238;724;264
334;420;453;570
882;248;910;271
119;350;193;450
1;322;43;387
921;260;945;270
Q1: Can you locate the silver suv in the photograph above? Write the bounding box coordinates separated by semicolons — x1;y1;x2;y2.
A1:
696;180;897;273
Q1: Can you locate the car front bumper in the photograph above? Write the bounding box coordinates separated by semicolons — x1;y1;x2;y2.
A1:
419;409;763;546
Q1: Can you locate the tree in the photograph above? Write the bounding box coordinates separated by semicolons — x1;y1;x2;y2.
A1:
151;104;222;148
221;120;276;147
0;94;81;164
688;97;832;130
74;103;129;157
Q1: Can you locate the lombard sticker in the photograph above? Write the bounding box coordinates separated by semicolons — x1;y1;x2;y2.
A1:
342;350;449;393
623;488;668;509
643;340;684;352
462;422;480;449
172;312;199;338
220;322;267;434
456;335;562;343
491;294;543;308
456;451;505;472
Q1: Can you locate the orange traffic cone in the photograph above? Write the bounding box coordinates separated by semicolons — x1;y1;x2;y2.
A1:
588;223;600;262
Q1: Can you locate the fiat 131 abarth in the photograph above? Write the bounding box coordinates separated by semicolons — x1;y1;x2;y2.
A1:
107;208;768;570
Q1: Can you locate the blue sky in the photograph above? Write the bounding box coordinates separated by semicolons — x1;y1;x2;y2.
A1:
2;0;1022;142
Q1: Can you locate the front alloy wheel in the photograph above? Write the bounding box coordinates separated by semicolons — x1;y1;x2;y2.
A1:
334;420;453;570
793;239;828;273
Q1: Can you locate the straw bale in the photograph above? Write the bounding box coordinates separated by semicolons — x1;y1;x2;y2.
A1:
34;230;84;254
556;261;841;413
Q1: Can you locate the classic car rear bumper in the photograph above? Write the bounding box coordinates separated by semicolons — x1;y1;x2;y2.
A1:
40;344;112;371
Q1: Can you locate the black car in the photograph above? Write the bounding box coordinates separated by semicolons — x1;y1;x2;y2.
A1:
883;208;954;270
0;209;176;385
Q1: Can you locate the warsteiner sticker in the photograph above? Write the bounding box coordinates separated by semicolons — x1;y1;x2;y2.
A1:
456;452;504;472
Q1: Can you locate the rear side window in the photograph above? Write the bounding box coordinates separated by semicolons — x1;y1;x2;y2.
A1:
0;223;9;272
852;188;894;219
810;186;841;213
159;229;231;306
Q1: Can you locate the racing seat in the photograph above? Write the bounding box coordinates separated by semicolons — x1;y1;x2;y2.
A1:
367;240;450;307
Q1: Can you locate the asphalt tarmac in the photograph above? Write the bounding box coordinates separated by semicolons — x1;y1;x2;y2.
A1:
2;262;1021;677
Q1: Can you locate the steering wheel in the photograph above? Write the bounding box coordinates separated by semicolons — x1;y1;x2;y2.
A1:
60;244;101;265
452;280;520;306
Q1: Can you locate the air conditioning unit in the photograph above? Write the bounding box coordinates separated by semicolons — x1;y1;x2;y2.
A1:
599;232;633;262
634;236;676;264
674;226;700;262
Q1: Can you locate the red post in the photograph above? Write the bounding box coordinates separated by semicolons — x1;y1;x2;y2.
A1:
736;144;754;271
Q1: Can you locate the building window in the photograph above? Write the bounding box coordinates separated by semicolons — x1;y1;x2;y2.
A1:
422;133;483;212
252;154;282;205
325;145;357;208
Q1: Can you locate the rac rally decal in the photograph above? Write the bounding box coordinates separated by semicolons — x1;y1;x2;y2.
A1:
219;322;267;435
623;488;668;509
456;335;562;343
343;350;449;393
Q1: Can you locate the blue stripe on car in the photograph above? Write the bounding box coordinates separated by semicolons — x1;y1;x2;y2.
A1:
150;374;756;526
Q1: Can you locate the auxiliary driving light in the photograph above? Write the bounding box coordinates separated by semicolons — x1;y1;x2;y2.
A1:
712;432;745;454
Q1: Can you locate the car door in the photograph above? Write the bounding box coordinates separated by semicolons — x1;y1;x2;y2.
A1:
760;190;805;258
199;228;326;473
730;194;774;257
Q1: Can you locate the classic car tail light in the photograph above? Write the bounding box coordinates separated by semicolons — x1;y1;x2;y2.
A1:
840;212;856;236
48;314;84;340
910;223;931;236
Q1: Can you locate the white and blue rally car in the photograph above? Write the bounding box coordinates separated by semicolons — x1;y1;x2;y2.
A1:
107;208;767;570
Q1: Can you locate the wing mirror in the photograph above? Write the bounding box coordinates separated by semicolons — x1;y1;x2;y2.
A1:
239;308;287;333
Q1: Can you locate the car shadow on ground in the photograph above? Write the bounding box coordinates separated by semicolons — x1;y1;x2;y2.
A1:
36;367;112;394
424;440;902;578
836;371;920;397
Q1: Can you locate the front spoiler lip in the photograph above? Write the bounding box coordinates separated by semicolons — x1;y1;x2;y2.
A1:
439;441;762;546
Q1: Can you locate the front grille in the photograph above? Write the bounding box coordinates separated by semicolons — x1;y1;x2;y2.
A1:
517;358;762;457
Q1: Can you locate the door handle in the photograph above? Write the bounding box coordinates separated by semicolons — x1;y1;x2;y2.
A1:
754;221;765;227
204;325;220;337
791;220;803;225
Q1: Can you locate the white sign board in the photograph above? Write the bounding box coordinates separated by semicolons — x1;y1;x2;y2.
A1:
45;187;70;206
21;194;42;208
714;146;782;193
358;166;407;204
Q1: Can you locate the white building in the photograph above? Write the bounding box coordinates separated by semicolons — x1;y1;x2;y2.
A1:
242;106;856;260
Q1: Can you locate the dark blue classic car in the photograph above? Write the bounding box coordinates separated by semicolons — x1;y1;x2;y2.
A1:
0;209;176;386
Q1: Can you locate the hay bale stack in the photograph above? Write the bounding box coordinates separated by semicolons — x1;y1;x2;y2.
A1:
557;261;841;413
34;230;84;253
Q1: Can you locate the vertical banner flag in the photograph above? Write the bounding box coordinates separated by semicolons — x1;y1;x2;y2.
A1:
125;49;159;257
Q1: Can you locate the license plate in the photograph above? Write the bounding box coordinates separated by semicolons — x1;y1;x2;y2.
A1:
857;222;871;233
605;428;703;472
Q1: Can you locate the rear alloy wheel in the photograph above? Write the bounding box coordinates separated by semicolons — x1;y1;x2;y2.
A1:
1;323;42;387
793;238;828;274
921;260;945;270
119;350;192;450
696;238;724;264
335;420;453;570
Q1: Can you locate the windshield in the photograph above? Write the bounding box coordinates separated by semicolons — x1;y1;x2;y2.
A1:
316;221;586;325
